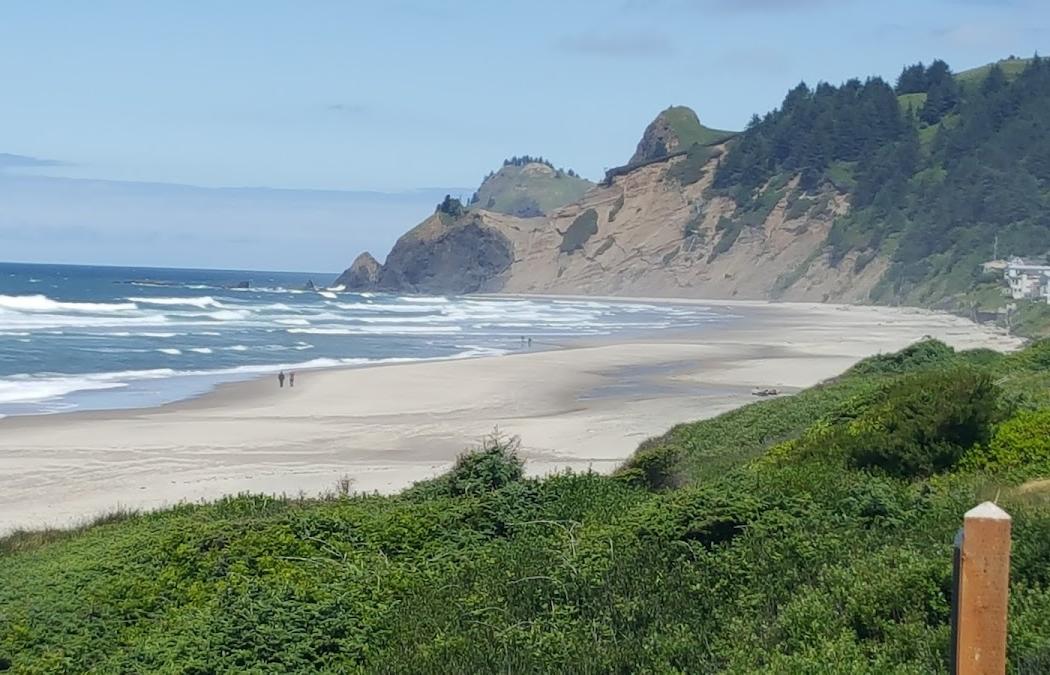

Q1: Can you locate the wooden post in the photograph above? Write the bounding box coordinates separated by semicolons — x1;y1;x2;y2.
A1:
954;502;1012;675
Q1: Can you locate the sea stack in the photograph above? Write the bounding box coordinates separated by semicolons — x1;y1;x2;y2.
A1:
335;252;381;290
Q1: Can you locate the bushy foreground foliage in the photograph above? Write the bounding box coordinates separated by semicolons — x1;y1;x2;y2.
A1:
2;340;1050;672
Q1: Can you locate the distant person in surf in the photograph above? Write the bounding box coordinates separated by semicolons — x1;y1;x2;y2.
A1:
289;371;296;388
278;371;286;388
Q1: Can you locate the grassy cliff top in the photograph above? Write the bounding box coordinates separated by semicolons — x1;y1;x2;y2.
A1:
956;56;1034;85
659;105;736;148
471;161;593;217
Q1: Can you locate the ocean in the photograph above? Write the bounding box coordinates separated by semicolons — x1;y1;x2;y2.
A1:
0;262;733;417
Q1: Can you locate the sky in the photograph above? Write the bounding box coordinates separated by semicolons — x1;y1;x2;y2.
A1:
0;0;1047;270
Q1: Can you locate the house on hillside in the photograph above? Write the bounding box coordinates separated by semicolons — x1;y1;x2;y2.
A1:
1003;257;1050;302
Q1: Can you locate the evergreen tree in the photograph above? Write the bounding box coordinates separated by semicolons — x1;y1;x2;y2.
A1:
920;60;960;124
896;62;927;94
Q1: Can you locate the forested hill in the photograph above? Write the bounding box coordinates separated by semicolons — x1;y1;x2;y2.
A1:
715;55;1050;307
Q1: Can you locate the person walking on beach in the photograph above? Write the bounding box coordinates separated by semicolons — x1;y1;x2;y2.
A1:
278;371;286;388
289;371;295;388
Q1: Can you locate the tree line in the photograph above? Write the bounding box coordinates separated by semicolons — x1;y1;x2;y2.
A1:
712;54;1050;304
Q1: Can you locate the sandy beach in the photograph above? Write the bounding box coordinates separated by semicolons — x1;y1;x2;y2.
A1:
0;299;1022;533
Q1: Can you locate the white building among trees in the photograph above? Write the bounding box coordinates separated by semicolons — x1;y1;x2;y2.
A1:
1004;257;1050;302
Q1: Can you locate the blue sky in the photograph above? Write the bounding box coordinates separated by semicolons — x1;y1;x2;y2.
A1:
0;0;1046;270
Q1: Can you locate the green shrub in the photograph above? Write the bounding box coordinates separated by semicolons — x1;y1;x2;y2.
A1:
846;339;956;376
666;144;712;185
842;367;1004;478
406;431;525;499
707;217;743;262
1008;339;1050;371
963;409;1050;471
619;440;685;490
785;194;817;220
560;209;599;253
608;193;625;222
682;211;704;239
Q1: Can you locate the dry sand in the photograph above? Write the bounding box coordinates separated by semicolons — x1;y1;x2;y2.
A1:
0;300;1022;533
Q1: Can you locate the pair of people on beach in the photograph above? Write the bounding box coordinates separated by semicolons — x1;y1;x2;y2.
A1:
277;371;295;388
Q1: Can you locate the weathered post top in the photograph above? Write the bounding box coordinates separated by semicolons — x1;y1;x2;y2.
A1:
955;501;1012;675
964;501;1012;523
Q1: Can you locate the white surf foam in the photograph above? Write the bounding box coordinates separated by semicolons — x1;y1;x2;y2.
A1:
287;325;462;335
0;345;509;408
0;294;137;313
0;368;179;404
110;331;181;338
330;302;445;313
205;309;251;321
127;296;225;308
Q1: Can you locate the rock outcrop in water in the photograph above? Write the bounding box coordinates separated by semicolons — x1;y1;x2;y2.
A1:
376;211;515;294
334;252;381;290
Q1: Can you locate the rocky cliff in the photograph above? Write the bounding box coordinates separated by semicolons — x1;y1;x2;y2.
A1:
334;252;380;289
628;106;735;165
337;106;879;302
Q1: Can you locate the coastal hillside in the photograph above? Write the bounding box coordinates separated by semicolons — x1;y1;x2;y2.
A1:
3;339;1050;671
627;105;736;165
337;56;1050;311
469;156;593;218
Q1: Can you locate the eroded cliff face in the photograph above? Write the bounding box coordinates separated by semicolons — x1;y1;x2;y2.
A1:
495;152;884;302
340;138;884;302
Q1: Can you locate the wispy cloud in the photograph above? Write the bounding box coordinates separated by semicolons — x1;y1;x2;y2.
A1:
554;31;674;58
326;103;369;116
0;153;67;171
931;21;1023;47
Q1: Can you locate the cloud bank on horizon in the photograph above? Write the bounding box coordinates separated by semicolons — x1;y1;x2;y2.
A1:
0;174;469;272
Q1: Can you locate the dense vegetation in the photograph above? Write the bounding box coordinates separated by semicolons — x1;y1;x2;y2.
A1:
435;194;466;218
498;155;581;178
3;339;1050;672
711;55;1050;311
469;157;593;217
